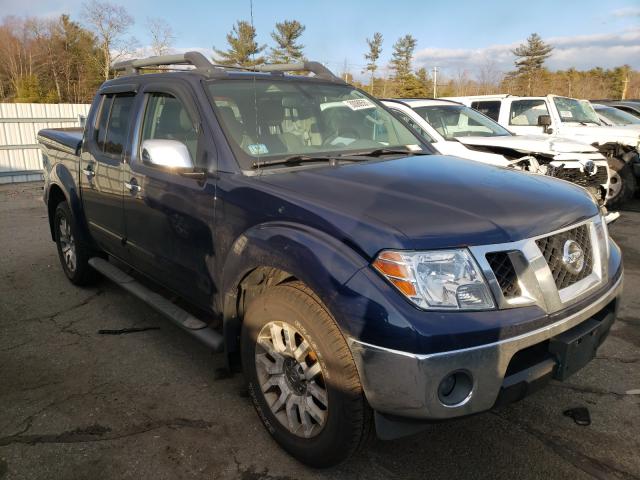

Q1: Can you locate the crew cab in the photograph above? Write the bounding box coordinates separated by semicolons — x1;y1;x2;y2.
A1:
448;94;640;207
38;53;623;467
382;98;612;208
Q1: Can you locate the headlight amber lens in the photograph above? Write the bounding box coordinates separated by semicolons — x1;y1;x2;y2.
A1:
373;249;495;310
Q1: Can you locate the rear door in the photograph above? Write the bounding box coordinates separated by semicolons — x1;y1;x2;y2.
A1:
122;81;217;309
80;89;136;258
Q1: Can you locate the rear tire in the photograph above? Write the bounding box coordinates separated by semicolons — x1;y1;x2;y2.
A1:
606;160;636;209
54;201;101;286
241;281;372;467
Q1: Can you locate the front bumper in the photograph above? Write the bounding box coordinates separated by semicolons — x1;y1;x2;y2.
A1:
348;272;622;421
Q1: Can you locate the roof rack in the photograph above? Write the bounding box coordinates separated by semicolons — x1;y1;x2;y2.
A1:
112;51;343;82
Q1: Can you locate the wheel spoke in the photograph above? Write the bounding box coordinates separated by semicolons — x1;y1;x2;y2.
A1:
307;381;328;407
256;352;282;375
285;395;301;434
269;323;287;353
282;323;296;354
292;340;310;362
304;362;322;380
270;389;290;412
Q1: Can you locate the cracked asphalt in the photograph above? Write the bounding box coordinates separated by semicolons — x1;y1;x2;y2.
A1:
1;182;639;480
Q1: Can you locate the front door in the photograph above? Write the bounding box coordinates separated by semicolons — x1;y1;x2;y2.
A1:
122;84;217;309
80;92;136;258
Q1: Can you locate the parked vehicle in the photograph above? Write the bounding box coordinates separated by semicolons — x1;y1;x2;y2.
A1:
450;94;640;207
592;100;640;119
383;98;612;208
593;103;640;131
38;53;623;467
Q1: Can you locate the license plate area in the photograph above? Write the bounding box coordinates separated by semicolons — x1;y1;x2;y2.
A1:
549;312;615;380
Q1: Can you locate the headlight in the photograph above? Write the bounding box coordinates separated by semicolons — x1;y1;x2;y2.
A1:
373;249;495;310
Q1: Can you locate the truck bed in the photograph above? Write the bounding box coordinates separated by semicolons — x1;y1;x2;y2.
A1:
37;128;84;156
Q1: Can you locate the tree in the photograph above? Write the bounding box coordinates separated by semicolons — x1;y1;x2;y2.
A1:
214;20;265;67
390;34;418;97
390;34;417;80
269;20;305;63
363;32;383;94
147;17;174;57
82;0;135;80
512;33;553;95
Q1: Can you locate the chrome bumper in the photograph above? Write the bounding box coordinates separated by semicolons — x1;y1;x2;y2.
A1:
348;273;623;420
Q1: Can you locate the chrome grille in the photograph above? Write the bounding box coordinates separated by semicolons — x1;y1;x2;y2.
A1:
486;252;521;298
535;225;593;290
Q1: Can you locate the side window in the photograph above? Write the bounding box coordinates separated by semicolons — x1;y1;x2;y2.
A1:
94;94;112;151
104;94;135;156
141;93;198;165
509;100;549;126
471;101;500;121
393;109;434;142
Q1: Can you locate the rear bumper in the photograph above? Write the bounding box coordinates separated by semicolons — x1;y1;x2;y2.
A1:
348;273;622;421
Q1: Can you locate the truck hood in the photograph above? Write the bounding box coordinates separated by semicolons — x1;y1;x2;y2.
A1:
456;134;599;155
258;155;598;256
558;124;640;148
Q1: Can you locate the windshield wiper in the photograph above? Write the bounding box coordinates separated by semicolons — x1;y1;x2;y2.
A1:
251;154;368;169
347;148;429;157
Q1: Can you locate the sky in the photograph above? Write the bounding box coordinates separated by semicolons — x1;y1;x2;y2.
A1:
3;0;640;80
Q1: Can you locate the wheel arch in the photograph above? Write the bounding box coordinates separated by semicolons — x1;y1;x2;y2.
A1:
219;222;369;366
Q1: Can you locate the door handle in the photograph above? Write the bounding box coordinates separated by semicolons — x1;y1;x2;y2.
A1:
124;181;142;193
82;165;95;178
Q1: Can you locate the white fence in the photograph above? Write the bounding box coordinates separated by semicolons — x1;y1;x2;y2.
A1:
0;103;91;184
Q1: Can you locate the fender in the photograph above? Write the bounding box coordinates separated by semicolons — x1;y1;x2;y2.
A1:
45;160;91;244
220;221;370;356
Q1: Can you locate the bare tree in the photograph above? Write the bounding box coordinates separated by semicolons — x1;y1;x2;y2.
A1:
147;17;174;57
82;0;134;80
477;58;502;95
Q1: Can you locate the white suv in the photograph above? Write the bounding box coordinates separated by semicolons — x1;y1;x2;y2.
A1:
446;94;640;207
383;99;612;210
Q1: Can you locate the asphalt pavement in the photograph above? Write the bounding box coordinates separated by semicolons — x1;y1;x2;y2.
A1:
0;182;639;480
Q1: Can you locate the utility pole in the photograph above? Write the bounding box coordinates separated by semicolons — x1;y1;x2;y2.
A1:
621;76;629;100
432;66;438;98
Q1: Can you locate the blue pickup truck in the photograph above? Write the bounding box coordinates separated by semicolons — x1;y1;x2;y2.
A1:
37;52;623;467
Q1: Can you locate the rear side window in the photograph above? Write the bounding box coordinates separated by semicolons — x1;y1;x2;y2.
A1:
471;101;500;121
93;93;135;158
392;109;434;142
141;93;198;164
509;100;549;126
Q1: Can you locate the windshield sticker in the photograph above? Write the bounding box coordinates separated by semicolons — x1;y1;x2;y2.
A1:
247;144;269;155
330;137;357;146
406;144;422;151
560;110;573;118
342;99;376;111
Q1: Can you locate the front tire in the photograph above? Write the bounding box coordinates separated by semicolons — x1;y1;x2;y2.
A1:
54;201;100;286
606;159;637;208
241;281;372;467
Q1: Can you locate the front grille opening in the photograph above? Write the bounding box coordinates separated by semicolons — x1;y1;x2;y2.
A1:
486;251;521;298
549;166;608;204
505;340;551;377
536;224;593;291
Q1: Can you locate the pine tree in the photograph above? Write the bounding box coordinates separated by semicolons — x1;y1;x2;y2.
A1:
390;35;418;97
390;35;417;80
269;20;305;64
364;32;382;94
214;20;266;67
512;33;553;95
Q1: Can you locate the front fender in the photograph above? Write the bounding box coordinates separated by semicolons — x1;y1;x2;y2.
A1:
222;221;369;305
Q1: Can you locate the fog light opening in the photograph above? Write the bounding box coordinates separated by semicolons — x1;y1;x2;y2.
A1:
438;371;473;407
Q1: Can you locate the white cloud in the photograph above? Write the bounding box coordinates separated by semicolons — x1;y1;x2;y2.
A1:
414;30;640;79
611;7;640;17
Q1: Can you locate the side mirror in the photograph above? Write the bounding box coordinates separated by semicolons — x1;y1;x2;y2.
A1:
141;139;193;170
537;114;553;134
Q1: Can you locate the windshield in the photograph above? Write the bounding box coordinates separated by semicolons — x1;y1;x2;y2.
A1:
412;104;511;140
553;97;601;124
595;105;640;126
206;79;424;169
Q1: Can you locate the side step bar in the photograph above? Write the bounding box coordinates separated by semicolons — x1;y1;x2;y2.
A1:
88;257;224;352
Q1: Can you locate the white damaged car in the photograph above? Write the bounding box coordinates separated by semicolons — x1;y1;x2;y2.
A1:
383;99;613;212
